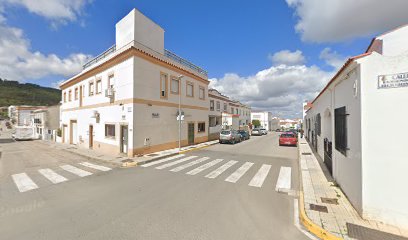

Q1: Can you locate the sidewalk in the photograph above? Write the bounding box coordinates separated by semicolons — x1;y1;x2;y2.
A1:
298;137;408;240
40;140;219;167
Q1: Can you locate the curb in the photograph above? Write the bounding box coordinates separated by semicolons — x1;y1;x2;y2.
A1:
298;192;343;240
59;147;123;167
179;142;218;154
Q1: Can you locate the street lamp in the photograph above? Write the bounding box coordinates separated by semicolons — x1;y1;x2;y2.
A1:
178;75;184;153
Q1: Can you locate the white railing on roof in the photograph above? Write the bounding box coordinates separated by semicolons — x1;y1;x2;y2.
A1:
82;41;208;77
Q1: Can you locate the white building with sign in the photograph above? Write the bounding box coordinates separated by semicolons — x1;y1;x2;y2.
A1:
304;25;408;230
60;9;209;157
251;111;273;130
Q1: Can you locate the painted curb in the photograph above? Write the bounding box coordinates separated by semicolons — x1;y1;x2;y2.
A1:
298;192;343;240
59;147;123;167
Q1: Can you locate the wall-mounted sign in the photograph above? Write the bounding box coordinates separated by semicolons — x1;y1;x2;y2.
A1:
378;72;408;89
152;113;160;118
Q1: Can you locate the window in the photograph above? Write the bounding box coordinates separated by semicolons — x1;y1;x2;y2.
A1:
82;85;86;97
105;124;115;138
171;77;179;94
108;75;114;88
223;103;227;111
198;122;206;133
89;82;94;96
96;79;102;94
68;90;72;101
210;100;214;111
216;101;220;111
186;82;194;97
236;109;238;114
63;92;66;103
74;88;78;100
199;86;205;100
335;107;347;156
231;107;234;114
160;73;168;98
316;113;321;136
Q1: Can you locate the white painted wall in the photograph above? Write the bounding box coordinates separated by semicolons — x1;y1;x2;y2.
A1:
359;52;408;228
378;25;408;57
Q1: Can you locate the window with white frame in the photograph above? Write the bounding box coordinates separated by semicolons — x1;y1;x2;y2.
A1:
186;82;194;97
171;77;179;94
96;79;102;94
199;86;205;100
216;101;220;111
89;82;94;96
224;103;227;111
160;73;168;98
210;100;214;111
108;75;114;88
74;88;78;100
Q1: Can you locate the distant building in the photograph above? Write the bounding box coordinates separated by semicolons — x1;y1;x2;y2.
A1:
31;105;60;141
279;119;301;129
8;105;44;126
250;111;274;131
304;25;408;229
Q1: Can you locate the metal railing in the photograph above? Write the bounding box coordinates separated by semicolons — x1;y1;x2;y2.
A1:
82;41;208;77
164;49;208;77
83;45;116;69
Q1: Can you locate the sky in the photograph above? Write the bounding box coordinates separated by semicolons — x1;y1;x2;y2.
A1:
1;0;408;118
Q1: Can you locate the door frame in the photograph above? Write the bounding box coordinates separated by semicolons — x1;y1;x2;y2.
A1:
89;124;93;149
62;124;67;143
187;122;195;145
69;120;77;145
120;124;128;154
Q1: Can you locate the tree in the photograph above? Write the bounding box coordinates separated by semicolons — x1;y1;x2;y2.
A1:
252;120;261;128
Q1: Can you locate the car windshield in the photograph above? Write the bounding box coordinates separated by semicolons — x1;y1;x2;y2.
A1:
221;131;231;135
238;130;245;133
281;134;294;138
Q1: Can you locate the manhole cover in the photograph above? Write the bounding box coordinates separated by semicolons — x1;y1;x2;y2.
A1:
309;204;328;213
302;152;312;155
321;197;338;205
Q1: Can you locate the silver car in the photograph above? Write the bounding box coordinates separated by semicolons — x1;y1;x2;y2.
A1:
260;128;268;135
219;130;241;144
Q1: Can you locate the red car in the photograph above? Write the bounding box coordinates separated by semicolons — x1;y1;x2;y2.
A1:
279;133;298;146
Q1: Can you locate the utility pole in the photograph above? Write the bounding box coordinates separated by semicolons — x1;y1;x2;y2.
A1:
178;75;184;153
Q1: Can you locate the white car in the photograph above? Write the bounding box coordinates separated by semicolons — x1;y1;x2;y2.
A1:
260;128;268;135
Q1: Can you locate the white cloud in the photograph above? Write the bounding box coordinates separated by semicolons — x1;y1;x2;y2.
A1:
286;0;408;42
0;7;92;83
1;0;91;24
268;50;305;66
319;47;346;70
210;58;333;118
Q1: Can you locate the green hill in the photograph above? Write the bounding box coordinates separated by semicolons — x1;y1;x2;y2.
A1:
0;78;61;107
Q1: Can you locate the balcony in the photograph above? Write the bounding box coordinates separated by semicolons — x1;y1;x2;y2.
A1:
82;41;207;78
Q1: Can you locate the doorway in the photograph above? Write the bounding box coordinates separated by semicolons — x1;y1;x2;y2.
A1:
120;125;128;154
89;125;93;149
63;124;68;143
70;120;77;145
188;123;195;145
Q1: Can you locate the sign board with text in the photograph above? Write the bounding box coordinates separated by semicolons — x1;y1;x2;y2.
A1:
378;72;408;89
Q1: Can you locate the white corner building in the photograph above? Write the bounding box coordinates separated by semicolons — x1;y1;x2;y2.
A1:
304;25;408;229
60;9;210;157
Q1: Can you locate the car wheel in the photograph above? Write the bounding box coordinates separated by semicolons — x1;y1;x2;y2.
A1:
231;139;235;144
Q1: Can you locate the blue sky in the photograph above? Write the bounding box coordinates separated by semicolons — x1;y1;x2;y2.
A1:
1;0;407;118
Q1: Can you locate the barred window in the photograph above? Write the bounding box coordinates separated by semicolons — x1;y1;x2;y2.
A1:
105;124;116;138
198;122;206;132
335;107;347;156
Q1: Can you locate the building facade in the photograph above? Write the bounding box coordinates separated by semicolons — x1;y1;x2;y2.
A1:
251;111;273;131
304;25;408;229
31;105;60;141
60;9;209;157
8;105;44;126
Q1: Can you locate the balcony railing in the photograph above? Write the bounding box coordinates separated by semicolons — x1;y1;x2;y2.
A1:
164;49;208;77
82;41;207;77
83;45;116;69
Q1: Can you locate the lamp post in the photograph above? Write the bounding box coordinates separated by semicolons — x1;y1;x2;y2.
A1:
178;75;184;153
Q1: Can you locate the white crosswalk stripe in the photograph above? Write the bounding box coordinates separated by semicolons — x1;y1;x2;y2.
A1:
60;165;92;177
187;159;224;175
225;162;254;183
79;162;111;172
248;164;271;188
141;154;185;167
205;160;237;178
12;173;39;192
170;157;210;172
38;168;68;184
155;156;197;170
275;166;292;192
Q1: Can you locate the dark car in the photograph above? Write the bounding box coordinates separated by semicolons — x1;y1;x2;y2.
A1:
238;130;250;140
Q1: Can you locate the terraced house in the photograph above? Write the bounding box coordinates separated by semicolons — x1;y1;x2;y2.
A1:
60;9;209;157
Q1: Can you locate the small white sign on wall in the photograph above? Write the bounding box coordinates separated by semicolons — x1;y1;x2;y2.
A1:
378;72;408;89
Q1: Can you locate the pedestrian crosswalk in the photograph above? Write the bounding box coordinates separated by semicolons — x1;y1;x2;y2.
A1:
10;162;112;193
142;155;293;190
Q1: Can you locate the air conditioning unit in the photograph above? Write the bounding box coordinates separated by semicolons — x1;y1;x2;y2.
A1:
105;87;114;97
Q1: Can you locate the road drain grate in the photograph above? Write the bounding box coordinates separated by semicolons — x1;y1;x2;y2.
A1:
321;197;338;205
302;152;312;155
309;204;328;213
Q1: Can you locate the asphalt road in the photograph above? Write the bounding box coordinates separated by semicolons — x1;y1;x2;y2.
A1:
0;127;310;240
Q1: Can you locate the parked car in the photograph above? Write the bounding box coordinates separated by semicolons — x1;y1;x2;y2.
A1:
260;128;268;135
279;133;298;146
238;130;250;140
219;130;242;144
12;126;35;140
276;129;281;132
251;128;262;136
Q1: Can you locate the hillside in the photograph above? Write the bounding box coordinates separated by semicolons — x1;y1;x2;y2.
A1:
0;78;61;107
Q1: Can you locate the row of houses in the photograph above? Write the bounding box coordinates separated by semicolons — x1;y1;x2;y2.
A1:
58;9;252;158
304;25;408;229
